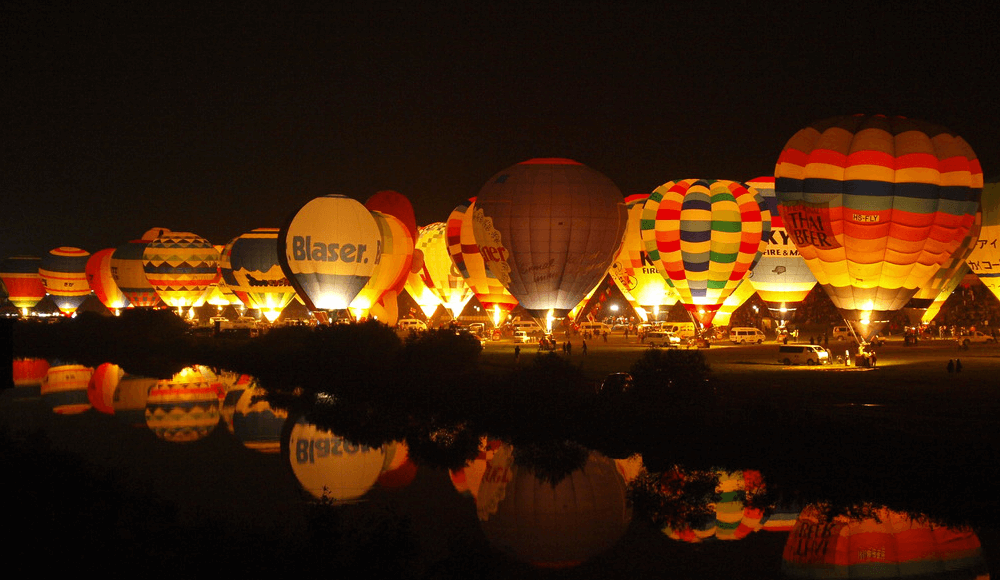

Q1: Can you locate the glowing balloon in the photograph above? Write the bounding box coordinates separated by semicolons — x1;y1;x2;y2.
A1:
403;257;443;319
143;232;220;309
365;190;418;249
220;228;300;322
0;256;46;310
783;505;988;579
447;200;519;327
145;366;220;443
965;182;1000;301
640;179;770;328
42;363;93;414
39;247;92;316
906;207;982;325
279;194;382;314
745;176;817;322
348;211;414;322
472;158;628;324
13;358;48;389
87;362;123;414
607;194;679;322
111;239;164;308
86;248;129;311
775;114;982;340
286;417;386;502
413;222;473;319
232;384;287;453
113;373;156;428
710;278;756;328
448;437;504;499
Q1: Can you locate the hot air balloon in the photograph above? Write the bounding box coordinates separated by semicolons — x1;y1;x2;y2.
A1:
412;222;473;320
905;207;982;325
0;256;46;312
710;278;757;328
745;176;817;323
220;228;300;323
231;383;287;453
965;182;1000;301
403;259;443;319
145;366;220;443
448;437;504;499
112;373;156;428
447;200;519;328
39;247;92;316
640;179;771;329
348;211;414;323
41;363;94;414
782;504;989;579
86;248;129;312
775;114;982;341
87;362;122;414
220;373;253;433
278;195;382;319
142;232;220;312
476;444;631;568
286;416;386;502
472;158;628;329
607;194;679;322
110;239;164;308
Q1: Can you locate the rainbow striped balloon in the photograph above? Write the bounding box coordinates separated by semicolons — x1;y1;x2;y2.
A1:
775;114;981;340
39;247;92;315
640;179;770;328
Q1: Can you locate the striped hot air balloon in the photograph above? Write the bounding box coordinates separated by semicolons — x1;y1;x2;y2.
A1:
905;207;982;325
39;247;92;316
143;232;221;310
41;363;94;414
662;469;765;542
745;176;817;323
447;200;519;328
775;114;982;341
0;256;46;311
111;239;164;308
86;248;129;312
413;222;473;320
640;179;771;329
220;228;300;322
145;366;220;443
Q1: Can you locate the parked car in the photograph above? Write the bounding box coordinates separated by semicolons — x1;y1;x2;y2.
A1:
956;331;994;347
645;330;681;348
778;344;829;366
396;318;427;331
730;327;765;344
513;330;531;343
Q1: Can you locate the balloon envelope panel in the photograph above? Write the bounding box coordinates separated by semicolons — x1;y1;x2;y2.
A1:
966;182;1000;301
608;195;678;319
87;362;122;414
349;212;414;318
414;222;473;318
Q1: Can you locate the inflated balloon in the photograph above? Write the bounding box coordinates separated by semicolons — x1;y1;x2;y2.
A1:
220;228;300;322
640;179;770;328
145;366;220;443
111;239;164;308
286;416;386;502
365;190;418;251
448;437;504;499
413;222;473;319
472;158;628;324
232;384;287;453
744;176;817;322
403;258;443;319
775;114;982;340
607;194;678;322
922;264;972;324
86;248;129;311
87;362;123;414
447;200;519;327
782;504;988;579
477;444;631;568
279;194;382;314
39;247;92;316
143;232;220;309
42;363;93;414
348;211;414;322
0;256;46;310
220;373;253;433
710;278;756;328
906;207;981;325
965;182;1000;301
112;373;156;428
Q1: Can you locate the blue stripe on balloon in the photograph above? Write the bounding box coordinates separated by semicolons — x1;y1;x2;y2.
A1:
680;229;711;243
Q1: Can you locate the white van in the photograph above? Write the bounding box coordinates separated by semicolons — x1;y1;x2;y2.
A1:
661;322;696;339
832;325;853;341
778;344;829;365
511;320;543;334
730;327;765;344
513;330;532;343
645;330;681;348
579;322;612;335
396;319;427;331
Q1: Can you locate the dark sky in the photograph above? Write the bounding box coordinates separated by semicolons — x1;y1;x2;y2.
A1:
4;2;999;259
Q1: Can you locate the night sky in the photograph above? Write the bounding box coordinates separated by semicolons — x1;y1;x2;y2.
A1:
4;2;999;260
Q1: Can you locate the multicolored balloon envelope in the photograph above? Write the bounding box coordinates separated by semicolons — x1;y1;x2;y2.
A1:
220;228;299;322
142;232;220;309
965;182;1000;301
286;417;386;502
111;239;164;308
662;469;764;542
640;179;770;328
42;363;94;414
86;248;129;311
710;278;756;328
145;366;220;443
906;208;981;325
279;195;382;313
0;256;46;310
476;444;631;568
472;158;628;323
782;504;989;579
39;247;92;315
447;200;519;327
607;194;678;322
745;176;817;321
413;222;473;319
775;114;982;340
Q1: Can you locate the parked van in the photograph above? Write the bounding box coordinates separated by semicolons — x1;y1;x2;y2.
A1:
513;330;532;343
396;319;427;331
730;327;765;344
661;322;697;339
579;322;612;335
832;325;853;341
778;344;829;366
511;320;543;334
645;330;681;348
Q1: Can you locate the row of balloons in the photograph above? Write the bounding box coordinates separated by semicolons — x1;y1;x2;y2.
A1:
0;114;990;339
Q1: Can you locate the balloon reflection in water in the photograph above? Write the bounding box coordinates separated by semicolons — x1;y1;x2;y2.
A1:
286;417;386;503
87;362;122;415
113;373;156;428
41;363;93;414
145;366;221;443
476;444;631;568
231;383;287;453
12;357;49;391
220;373;253;433
377;440;418;490
449;437;504;499
783;504;989;579
662;469;765;542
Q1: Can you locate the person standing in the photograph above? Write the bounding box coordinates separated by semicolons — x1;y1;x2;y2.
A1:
956;358;963;373
947;359;954;373
514;345;520;362
582;339;588;356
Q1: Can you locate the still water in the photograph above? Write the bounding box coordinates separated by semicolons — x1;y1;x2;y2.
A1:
3;360;996;579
